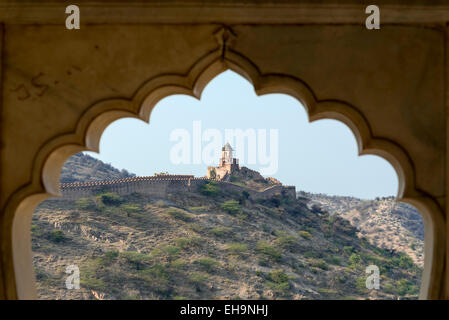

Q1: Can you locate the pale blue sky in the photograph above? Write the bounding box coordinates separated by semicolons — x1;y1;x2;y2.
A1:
85;71;398;199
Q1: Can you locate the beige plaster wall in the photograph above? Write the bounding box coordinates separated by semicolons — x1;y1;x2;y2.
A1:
0;2;447;299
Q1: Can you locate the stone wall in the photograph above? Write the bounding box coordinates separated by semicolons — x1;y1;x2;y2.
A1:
58;175;206;200
56;175;296;201
207;163;239;180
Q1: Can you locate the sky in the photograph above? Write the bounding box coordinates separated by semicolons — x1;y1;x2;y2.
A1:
85;70;398;199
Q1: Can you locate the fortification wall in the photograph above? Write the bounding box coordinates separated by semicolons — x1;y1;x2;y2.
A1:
209;181;295;201
57;175;208;200
282;186;297;199
55;175;296;201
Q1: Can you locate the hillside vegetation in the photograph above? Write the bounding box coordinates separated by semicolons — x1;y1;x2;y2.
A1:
31;153;423;300
302;192;424;266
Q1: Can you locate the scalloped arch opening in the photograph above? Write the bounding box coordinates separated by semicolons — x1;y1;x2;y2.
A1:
6;52;439;300
91;70;400;200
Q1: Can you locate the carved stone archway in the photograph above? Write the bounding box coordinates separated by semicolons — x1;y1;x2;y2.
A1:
0;14;447;299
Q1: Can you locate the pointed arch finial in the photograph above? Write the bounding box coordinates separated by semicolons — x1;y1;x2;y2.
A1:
214;26;237;59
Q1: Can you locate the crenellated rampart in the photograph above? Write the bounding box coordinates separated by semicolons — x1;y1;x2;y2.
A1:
56;174;296;201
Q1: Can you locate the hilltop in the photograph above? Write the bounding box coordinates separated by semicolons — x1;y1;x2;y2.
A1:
60;153;135;183
31;153;423;300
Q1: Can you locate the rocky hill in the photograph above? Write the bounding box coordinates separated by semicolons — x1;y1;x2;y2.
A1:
31;153;423;300
60;153;135;183
301;192;424;267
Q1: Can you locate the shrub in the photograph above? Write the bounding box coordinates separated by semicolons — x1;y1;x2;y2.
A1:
396;254;415;269
170;259;187;269
141;264;168;279
279;192;294;205
103;250;119;263
311;204;324;214
265;279;290;295
262;224;271;233
175;237;202;249
76;198;93;210
396;279;419;296
162;245;181;258
186;223;204;233
349;253;361;266
149;248;164;258
31;224;43;236
167;208;193;222
120;251;151;269
220;200;242;215
267;269;289;283
209;227;233;237
275;235;297;249
189;273;209;289
196;258;220;272
343;246;354;255
310;259;329;270
356;276;367;292
265;269;291;295
299;230;312;239
360;253;384;265
80;258;107;290
269;196;281;207
137;264;171;296
80;277;107;291
258;257;270;267
326;256;342;265
236;211;249;221
119;203;141;214
200;181;220;196
48;230;66;243
97;192;122;206
303;250;320;259
226;242;248;255
256;241;282;262
189;206;208;213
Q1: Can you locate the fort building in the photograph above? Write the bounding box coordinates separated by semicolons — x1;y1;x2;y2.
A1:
207;142;239;181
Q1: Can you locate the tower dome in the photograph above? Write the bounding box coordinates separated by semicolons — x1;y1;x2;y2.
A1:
221;142;233;165
222;142;233;151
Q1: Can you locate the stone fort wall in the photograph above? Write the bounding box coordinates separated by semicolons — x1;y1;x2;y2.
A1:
216;181;296;200
56;175;296;201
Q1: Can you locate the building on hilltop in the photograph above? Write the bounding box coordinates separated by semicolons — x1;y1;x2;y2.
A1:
57;142;297;201
207;142;239;181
